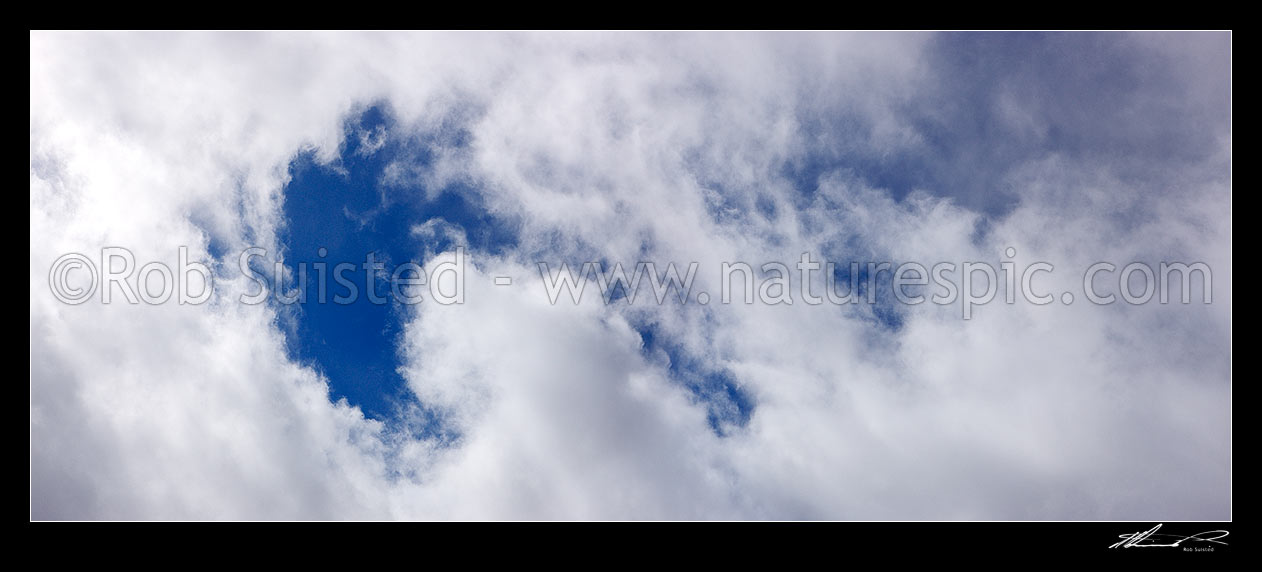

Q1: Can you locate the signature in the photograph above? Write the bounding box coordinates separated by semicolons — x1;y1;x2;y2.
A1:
1109;524;1229;549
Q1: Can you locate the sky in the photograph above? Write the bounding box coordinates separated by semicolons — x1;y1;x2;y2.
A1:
30;31;1231;520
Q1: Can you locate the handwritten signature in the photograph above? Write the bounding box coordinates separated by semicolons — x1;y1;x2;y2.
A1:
1109;524;1229;549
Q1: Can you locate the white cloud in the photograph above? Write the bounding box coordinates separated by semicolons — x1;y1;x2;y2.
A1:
30;31;1230;519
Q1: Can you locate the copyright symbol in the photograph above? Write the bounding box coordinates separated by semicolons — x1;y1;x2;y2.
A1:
49;253;98;305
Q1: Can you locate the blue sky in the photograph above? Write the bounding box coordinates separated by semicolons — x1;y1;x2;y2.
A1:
30;31;1231;520
279;104;517;420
